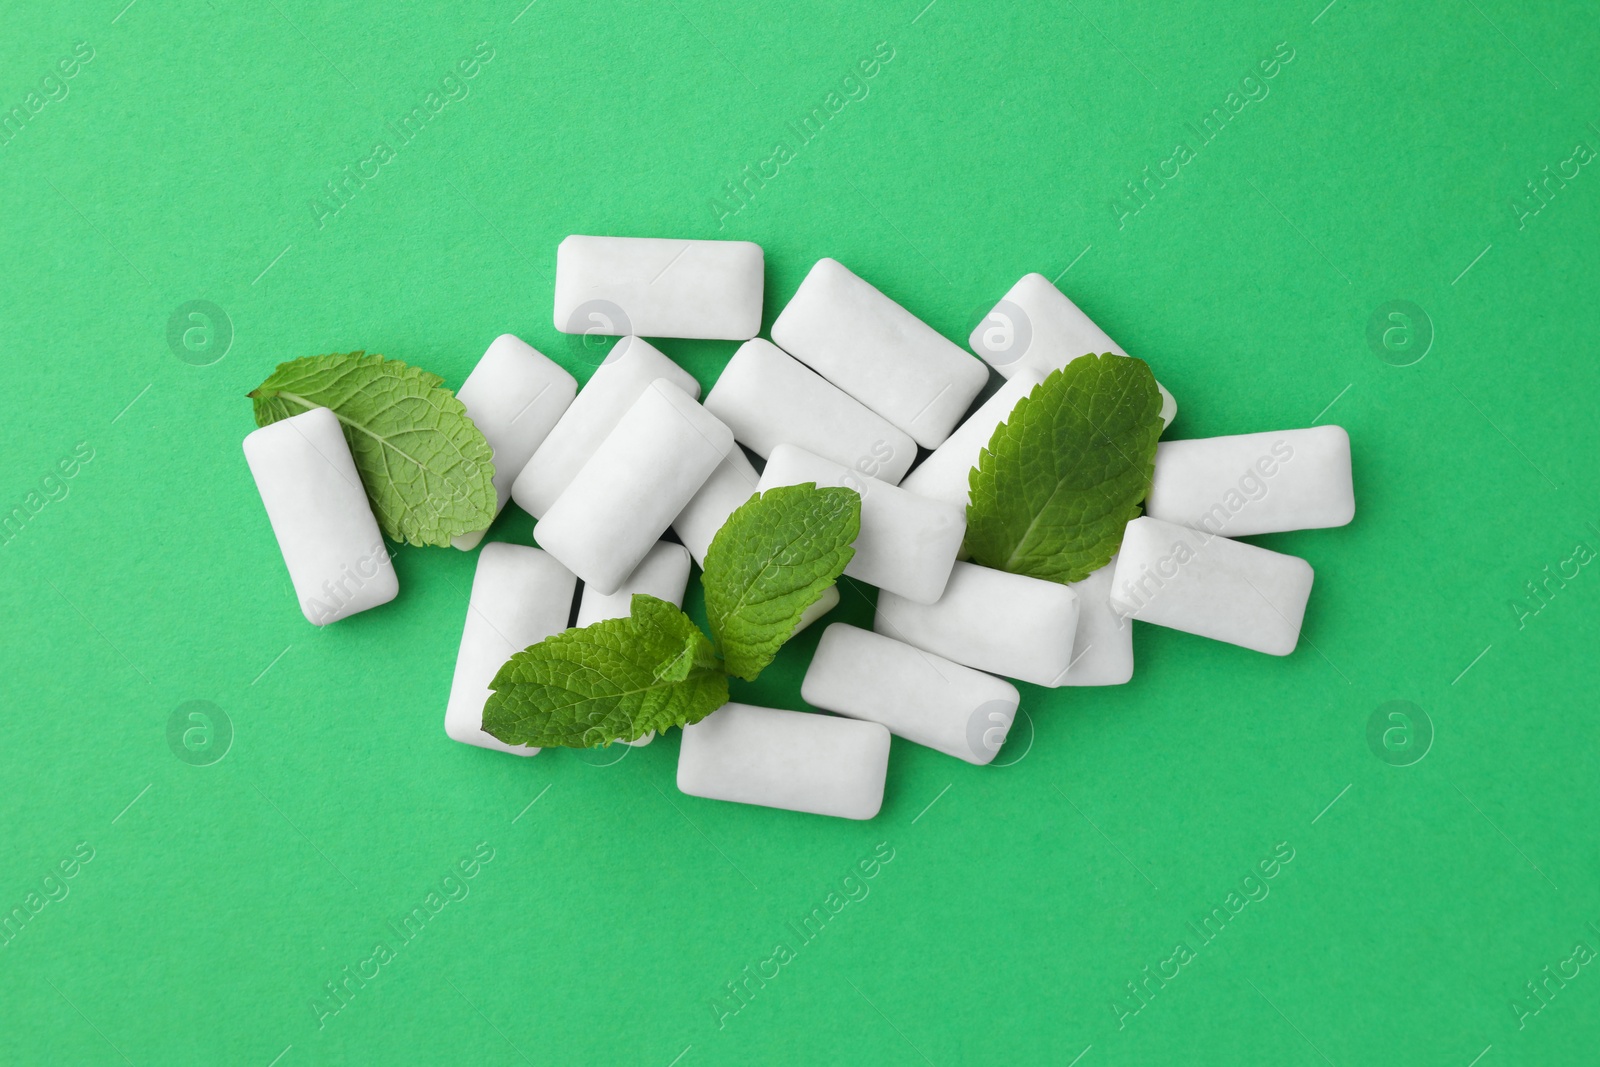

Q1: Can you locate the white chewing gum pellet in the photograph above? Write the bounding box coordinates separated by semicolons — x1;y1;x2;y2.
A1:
795;584;839;634
1110;517;1314;656
1055;559;1133;686
770;258;989;448
899;367;1046;508
672;447;759;567
453;334;578;550
573;540;691;747
445;543;576;756
704;339;917;484
677;703;890;820
969;273;1176;426
875;561;1078;686
802;624;1020;766
554;235;763;341
575;541;692;627
535;380;733;595
243;407;398;626
1144;426;1355;538
759;444;965;605
511;336;699;518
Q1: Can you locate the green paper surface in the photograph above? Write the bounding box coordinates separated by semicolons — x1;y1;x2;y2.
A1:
3;2;1598;1064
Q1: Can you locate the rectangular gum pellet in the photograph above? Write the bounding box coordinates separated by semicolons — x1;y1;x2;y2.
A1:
703;339;917;484
452;334;578;550
1109;516;1314;656
672;447;760;567
553;235;763;341
510;336;700;518
968;273;1176;426
677;702;890;820
802;623;1020;765
899;367;1046;508
875;560;1079;686
242;406;398;626
534;380;733;594
1143;426;1355;538
574;541;692;627
445;543;576;756
1059;558;1134;686
794;584;840;635
770;258;989;449
758;444;965;604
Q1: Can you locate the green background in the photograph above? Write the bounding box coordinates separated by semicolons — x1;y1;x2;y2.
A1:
3;1;1597;1063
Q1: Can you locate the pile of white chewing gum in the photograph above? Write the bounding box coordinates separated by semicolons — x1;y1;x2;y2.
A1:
243;235;1355;820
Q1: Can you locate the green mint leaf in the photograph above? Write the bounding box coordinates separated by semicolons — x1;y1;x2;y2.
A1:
702;483;860;681
248;351;496;547
482;595;727;748
964;353;1164;584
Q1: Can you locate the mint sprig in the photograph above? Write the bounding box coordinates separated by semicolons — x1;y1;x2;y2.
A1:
249;352;496;547
703;483;861;681
483;595;727;748
481;483;859;748
964;354;1163;584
